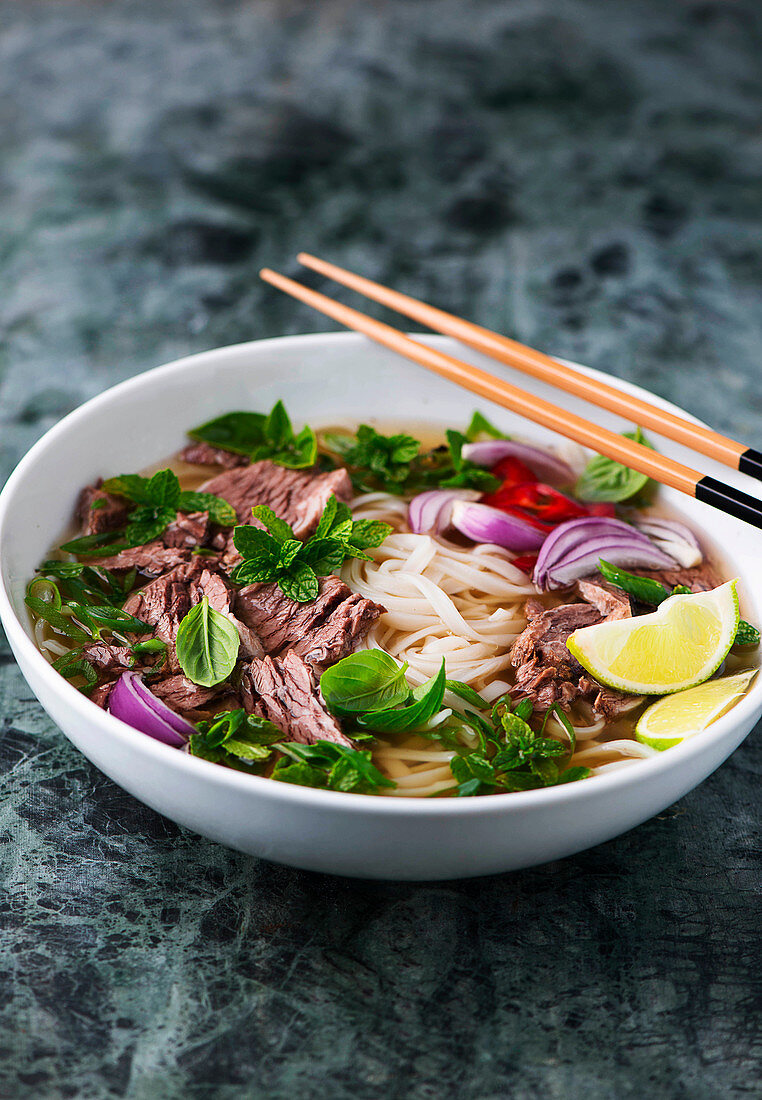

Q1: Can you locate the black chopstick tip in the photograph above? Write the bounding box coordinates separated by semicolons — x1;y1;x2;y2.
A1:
738;448;762;482
695;475;762;531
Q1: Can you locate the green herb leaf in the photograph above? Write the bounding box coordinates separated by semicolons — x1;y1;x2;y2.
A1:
251;504;295;544
25;595;90;642
734;619;760;647
358;659;447;733
439;429;501;492
320;650;411;715
175;598;240;687
576;429;654;502
465;411;508;441
51;650;98;693
278;563;319;603
177;491;237;527
445;679;489;710
125;503;177;547
230;496;391;603
58;531;129;556
597;558;668;605
555;766;591;785
188;402;317;468
188;411;267;455
272;740;395;793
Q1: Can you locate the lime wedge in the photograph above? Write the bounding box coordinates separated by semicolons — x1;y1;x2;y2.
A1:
635;669;757;750
566;581;739;695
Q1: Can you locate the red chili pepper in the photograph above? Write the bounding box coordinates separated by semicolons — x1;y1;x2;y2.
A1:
483;481;589;529
491;455;537;485
510;554;538;575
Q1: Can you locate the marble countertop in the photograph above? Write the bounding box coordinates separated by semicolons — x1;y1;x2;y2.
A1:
1;1;760;1095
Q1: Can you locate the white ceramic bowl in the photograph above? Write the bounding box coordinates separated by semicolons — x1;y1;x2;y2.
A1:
1;333;760;880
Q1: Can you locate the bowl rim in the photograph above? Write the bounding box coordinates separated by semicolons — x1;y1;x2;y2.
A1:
1;329;760;817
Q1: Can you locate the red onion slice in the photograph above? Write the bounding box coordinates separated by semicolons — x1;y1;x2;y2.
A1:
461;440;576;486
534;517;655;589
408;489;481;534
108;671;195;747
451;501;546;552
635;518;703;568
542;538;676;590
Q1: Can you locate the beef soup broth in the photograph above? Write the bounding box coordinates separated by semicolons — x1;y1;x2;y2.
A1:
27;415;757;798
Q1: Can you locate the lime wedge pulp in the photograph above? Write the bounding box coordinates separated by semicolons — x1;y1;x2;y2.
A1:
566;581;740;696
635;669;757;750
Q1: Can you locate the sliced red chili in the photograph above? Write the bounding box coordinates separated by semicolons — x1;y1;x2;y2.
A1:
483;482;589;528
510;554;538;575
490;455;537;485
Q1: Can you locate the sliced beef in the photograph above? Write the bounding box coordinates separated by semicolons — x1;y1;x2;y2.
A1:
240;650;353;747
81;642;134;673
511;599;632;716
122;558;262;664
76;481;130;536
578;677;642;721
634;562;720;593
200;460;352;537
179;441;249;469
150;675;222;716
576;578;632;621
91;682;115;709
235;575;384;672
163;511;210;549
88;542;192;577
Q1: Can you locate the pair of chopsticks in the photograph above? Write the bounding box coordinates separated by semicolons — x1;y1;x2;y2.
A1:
260;255;762;532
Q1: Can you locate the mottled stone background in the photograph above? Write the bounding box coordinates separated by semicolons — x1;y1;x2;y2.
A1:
1;1;760;1096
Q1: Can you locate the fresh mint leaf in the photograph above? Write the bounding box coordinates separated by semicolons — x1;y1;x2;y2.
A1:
177;491;237;527
251;504;295;544
125;503;177;547
439;429;501;492
188;411;267;456
278;563;319;603
230;497;391;603
300;537;346;575
175;598;240;687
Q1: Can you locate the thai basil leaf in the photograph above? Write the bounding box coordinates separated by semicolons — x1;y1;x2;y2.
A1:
175;598;240;687
576;428;654;502
597;559;668;605
555;766;591;785
320;650;411;715
445;679;489;710
358;659;447;733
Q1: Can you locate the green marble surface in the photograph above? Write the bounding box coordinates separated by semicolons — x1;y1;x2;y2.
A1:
1;1;760;1095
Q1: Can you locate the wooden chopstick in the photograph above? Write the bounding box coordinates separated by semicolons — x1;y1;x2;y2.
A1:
260;266;762;532
297;252;762;484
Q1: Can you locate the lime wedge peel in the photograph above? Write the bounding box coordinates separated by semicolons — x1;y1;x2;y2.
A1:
635;669;758;751
566;581;740;696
